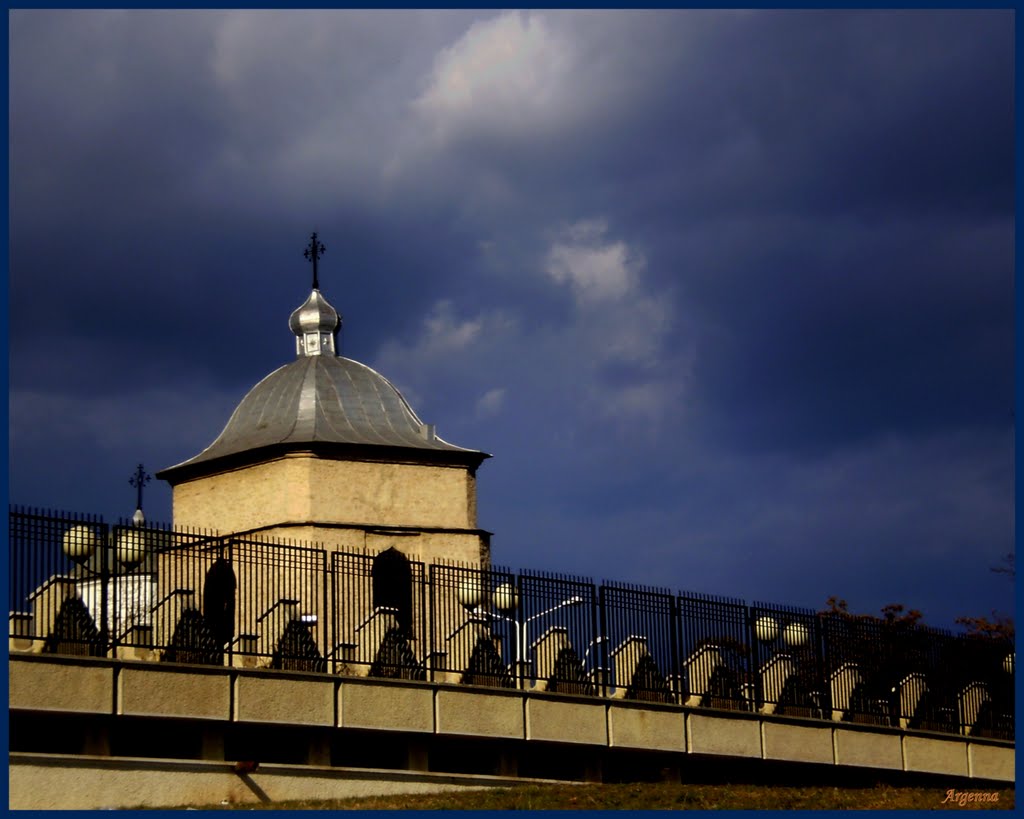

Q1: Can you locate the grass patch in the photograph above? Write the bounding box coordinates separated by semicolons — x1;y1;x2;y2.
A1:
180;781;1015;811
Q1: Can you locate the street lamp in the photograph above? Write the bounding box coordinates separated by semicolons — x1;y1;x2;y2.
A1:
62;525;99;566
493;582;519;613
783;621;810;648
456;577;484;612
60;517;154;648
755;615;779;642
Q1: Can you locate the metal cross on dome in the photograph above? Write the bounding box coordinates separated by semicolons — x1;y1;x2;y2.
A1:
129;463;151;512
303;232;326;290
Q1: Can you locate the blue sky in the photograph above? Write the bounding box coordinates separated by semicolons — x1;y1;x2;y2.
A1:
8;9;1015;629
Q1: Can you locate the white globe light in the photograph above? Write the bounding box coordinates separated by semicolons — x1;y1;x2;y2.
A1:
1003;652;1015;675
493;583;519;612
457;577;483;609
116;529;147;567
62;525;98;563
754;615;779;642
783;621;810;647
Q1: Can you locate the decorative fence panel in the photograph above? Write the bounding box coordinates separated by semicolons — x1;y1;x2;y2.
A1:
11;508;112;658
750;601;828;719
518;571;598;696
7;506;1014;741
677;592;751;711
600;582;677;703
331;549;428;679
427;561;518;688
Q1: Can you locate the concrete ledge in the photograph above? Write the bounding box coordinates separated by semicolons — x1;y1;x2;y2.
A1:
762;721;833;765
687;713;760;758
118;665;230;720
904;735;969;777
8;656;1014;787
968;742;1015;782
234;673;334;726
340;680;434;733
834;727;903;770
436;689;524;739
10;657;112;714
8;753;533;810
526;698;606;745
608;703;685;752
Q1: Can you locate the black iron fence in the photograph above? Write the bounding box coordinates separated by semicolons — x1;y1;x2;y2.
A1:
8;506;1014;740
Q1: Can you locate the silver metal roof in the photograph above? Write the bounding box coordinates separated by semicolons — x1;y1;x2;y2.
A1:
161;354;483;475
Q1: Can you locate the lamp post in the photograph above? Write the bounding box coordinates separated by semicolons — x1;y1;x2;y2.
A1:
61;495;153;650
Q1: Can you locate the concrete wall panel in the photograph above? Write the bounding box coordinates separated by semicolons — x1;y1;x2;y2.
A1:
834;728;902;770
340;681;434;733
10;659;112;714
968;743;1015;783
608;704;684;752
234;673;334;726
904;735;969;777
119;666;230;720
526;698;607;745
762;721;833;765
436;689;523;739
687;713;761;758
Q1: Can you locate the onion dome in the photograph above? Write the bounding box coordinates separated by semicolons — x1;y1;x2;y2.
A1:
289;289;341;357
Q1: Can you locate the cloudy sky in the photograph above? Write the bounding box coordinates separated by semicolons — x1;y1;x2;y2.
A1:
8;9;1015;629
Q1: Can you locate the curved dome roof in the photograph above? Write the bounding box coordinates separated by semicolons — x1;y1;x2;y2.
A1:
159;283;486;481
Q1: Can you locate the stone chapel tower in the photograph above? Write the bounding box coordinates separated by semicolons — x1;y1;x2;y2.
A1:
156;235;491;566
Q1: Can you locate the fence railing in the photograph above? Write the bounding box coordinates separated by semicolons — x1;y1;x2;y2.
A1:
8;506;1015;740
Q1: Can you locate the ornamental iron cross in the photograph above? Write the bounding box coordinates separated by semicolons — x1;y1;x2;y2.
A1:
129;463;151;512
303;232;326;290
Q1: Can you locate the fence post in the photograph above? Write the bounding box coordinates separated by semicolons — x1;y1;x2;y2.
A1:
100;525;111;658
598;585;609;698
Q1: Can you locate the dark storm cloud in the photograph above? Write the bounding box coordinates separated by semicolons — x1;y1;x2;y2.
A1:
684;215;1013;456
8;10;1013;629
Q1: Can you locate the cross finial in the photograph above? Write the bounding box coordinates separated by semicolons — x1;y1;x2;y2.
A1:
303;231;326;290
129;463;151;513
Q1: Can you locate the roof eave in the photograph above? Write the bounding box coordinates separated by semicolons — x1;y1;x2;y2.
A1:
156;441;491;487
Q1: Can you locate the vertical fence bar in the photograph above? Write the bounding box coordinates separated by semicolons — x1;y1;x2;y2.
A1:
322;543;331;674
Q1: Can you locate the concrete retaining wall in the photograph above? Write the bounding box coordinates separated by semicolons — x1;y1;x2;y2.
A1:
8;754;522;810
8;654;1014;809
